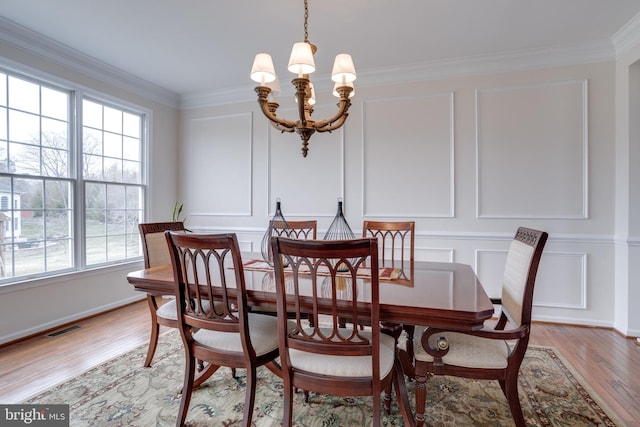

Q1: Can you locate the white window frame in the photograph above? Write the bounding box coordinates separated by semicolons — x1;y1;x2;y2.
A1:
0;64;149;286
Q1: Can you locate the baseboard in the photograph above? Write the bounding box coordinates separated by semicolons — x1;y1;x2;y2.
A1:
0;295;146;346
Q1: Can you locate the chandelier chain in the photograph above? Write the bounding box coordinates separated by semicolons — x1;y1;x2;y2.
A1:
304;0;309;43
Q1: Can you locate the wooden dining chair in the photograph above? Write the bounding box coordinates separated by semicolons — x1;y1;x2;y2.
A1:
165;232;281;427
400;226;548;427
362;220;415;268
271;236;413;427
138;221;186;367
341;220;415;331
254;219;317;322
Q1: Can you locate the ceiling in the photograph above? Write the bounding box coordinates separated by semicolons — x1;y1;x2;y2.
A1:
2;0;640;100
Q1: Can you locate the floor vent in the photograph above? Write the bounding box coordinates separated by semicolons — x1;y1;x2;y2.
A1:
46;325;81;337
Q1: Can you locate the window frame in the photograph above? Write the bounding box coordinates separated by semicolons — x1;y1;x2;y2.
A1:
0;64;150;286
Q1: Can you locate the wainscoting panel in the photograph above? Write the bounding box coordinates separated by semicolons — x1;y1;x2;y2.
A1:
188;113;252;216
476;80;587;219
476;250;587;309
533;252;587;309
415;247;455;263
362;93;454;218
267;102;344;218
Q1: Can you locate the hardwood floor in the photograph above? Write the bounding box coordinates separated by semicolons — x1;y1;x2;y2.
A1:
1;300;639;426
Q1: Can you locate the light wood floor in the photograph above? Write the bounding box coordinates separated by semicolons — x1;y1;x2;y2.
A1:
1;300;639;426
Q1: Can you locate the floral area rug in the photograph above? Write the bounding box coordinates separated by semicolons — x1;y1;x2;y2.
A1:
25;330;622;426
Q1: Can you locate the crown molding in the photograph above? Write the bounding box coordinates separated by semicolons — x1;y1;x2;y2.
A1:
612;11;640;58
0;17;179;108
181;40;615;109
2;14;631;112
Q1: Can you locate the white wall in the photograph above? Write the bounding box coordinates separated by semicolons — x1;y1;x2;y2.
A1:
0;36;180;344
614;42;640;336
179;60;629;332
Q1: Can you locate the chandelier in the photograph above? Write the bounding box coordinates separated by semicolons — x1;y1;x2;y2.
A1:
250;0;356;158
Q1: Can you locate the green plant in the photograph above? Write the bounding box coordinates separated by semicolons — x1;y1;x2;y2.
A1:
172;202;185;222
172;202;192;231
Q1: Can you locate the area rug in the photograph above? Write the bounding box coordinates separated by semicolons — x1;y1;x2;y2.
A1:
24;330;622;426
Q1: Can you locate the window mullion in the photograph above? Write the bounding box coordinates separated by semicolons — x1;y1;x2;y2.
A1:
73;89;85;268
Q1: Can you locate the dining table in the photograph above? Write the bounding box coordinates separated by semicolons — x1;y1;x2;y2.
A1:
126;253;494;426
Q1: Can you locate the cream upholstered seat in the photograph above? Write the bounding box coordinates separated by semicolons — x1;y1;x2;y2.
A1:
155;298;178;320
192;313;279;355
165;232;282;427
155;298;213;321
412;329;510;369
288;328;397;378
271;236;413;427
399;227;548;427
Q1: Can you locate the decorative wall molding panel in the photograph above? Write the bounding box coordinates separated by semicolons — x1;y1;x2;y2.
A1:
188;112;253;216
266;102;346;218
362;92;455;218
415;247;455;263
476;249;587;309
476;80;588;219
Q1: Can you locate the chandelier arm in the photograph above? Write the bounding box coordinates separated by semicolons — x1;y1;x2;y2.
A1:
316;112;349;133
271;122;296;133
312;98;351;130
256;97;297;130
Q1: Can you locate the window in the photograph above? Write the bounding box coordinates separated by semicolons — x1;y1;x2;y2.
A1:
83;99;144;265
0;69;146;283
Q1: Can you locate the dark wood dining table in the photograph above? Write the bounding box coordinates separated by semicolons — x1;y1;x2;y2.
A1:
127;253;494;330
126;253;494;426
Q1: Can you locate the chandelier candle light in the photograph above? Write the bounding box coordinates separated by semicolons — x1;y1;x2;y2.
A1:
250;0;356;158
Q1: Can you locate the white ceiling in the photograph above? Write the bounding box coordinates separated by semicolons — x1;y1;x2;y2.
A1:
2;0;640;100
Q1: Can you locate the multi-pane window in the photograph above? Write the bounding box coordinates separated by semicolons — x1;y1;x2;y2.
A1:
0;69;146;283
82;99;143;265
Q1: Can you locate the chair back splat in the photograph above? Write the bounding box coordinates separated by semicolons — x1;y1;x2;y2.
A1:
252;220;318;319
272;219;317;240
271;236;413;427
140;221;185;268
362;220;415;268
166;232;281;427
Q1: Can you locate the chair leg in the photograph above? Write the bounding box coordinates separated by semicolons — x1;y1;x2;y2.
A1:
306;313;315;328
384;381;392;415
144;295;160;367
372;387;381;427
242;366;257;427
414;373;427;427
338;316;347;328
282;379;294;427
503;374;526;427
176;354;196;427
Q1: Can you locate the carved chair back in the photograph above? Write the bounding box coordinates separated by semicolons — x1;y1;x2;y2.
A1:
362;220;414;268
